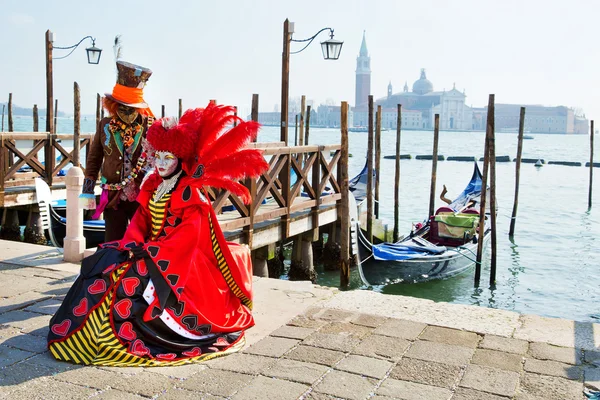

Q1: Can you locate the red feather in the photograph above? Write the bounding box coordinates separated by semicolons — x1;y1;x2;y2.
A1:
200;121;260;166
204;150;267;181
199;178;251;203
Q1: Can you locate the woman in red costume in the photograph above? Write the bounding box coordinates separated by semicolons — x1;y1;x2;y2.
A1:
48;104;268;366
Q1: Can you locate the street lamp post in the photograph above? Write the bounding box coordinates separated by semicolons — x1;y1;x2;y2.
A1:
45;30;102;134
280;19;343;144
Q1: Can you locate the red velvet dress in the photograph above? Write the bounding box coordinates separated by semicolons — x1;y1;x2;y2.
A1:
48;173;254;366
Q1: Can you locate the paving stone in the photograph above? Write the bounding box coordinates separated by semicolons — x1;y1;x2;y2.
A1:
523;357;582;380
24;351;80;372
528;342;582;365
302;332;361;352
177;368;254;396
352;333;410;362
585;367;600;390
405;340;474;366
351;313;388;328
376;378;452;400
373;319;427;340
0;291;51;314
52;366;124;390
244;336;299;357
93;389;147;399
0;276;55;297
585;349;600;365
0;359;57;389
471;348;524;372
23;298;62;315
479;334;528;354
302;392;343;400
1;332;47;353
420;326;480;348
0;344;35;367
451;387;510;400
0;310;51;334
205;352;276;375
287;315;329;329
1;267;74;280
389;357;462;389
285;345;346;366
271;325;316;340
313;370;378;400
159;388;225;399
7;377;98;399
319;322;374;339
108;370;178;397
144;363;207;379
335;354;392;379
311;308;358;323
0;325;23;342
34;279;75;297
516;372;584;400
265;358;329;384
98;365;141;375
231;375;309;400
459;364;519;398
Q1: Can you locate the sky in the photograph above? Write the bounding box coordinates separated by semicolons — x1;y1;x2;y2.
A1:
1;0;599;123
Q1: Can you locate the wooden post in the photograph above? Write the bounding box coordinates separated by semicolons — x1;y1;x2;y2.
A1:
161;105;165;118
339;101;350;287
73;82;81;167
33;105;39;132
8;93;13;132
54;99;58;134
299;95;306;147
96;94;101;130
251;93;259;142
428;114;440;218
209;99;217;105
509;107;526;236
233;106;238;127
178;99;182;119
475;94;494;285
305;105;311;145
294;114;299;146
393;104;402;242
280;19;291;145
45;30;54;135
375;105;382;219
366;95;374;242
589;120;594;209
1;104;4;132
488;96;497;286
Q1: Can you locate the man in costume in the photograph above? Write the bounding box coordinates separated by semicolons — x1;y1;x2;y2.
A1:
81;61;154;242
48;103;268;366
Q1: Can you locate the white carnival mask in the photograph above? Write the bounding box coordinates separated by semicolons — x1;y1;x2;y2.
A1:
155;151;179;177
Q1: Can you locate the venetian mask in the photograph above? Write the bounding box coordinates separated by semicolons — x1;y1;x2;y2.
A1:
155;151;179;177
117;104;139;125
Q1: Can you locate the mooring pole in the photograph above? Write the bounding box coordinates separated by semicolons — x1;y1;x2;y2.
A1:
96;94;101;131
339;101;350;287
73;82;81;167
475;94;493;285
305;105;311;145
509;107;526;236
375;105;382;219
8;93;13;132
33;105;39;132
178;99;182;119
299;95;306;147
161;105;165;118
488;95;497;286
393;104;402;242
428;114;440;218
589;120;594;210
294;114;299;147
366;95;375;242
251;94;259;142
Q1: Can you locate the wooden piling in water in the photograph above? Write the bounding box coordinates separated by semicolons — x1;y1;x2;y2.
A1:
366;95;375;242
339;101;350;287
590;120;594;209
375;105;382;219
233;106;238;127
8;93;14;132
96;94;101;131
1;104;4;132
294;114;299;146
393;104;402;242
73;82;81;167
299;95;306;147
251;94;259;142
33;105;39;132
178;99;182;119
509;107;526;236
305;105;311;145
475;95;493;285
488;95;497;286
161;105;165;118
428;114;440;218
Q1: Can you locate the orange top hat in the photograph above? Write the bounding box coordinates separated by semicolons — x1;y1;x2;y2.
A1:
105;61;152;110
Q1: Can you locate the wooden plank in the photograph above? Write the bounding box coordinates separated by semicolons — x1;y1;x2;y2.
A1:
339;101;350;287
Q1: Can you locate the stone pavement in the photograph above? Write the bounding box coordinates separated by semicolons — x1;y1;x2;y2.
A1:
1;240;600;399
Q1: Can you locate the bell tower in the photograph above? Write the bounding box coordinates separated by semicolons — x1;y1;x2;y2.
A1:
355;31;371;108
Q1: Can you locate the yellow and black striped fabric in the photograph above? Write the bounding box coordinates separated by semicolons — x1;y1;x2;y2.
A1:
208;213;253;310
148;192;172;240
48;266;244;367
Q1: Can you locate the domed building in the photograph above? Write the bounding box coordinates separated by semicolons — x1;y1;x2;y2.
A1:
412;69;434;95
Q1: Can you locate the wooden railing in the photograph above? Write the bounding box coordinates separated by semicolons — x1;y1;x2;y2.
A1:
0;132;92;191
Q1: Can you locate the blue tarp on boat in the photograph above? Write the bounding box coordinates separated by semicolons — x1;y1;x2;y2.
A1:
372;241;447;261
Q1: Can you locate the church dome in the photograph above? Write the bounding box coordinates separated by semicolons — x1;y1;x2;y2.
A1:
412;68;433;95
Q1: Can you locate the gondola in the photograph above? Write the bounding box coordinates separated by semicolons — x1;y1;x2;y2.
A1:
353;162;491;286
34;178;105;249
